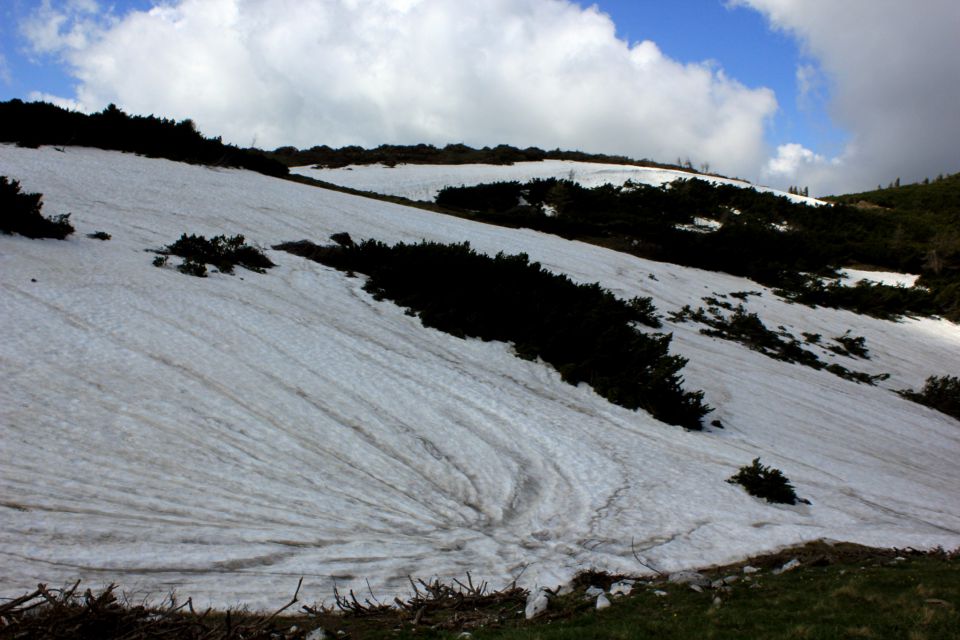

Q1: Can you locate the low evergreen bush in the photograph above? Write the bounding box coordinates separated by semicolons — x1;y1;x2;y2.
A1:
276;237;709;429
899;375;960;421
0;176;74;239
156;233;274;276
728;458;801;505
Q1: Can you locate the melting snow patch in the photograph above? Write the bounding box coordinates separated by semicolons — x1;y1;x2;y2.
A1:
839;268;920;288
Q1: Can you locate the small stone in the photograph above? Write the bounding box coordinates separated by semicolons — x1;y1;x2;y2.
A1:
773;558;801;575
722;575;739;585
458;633;475;639
653;590;668;597
742;565;760;574
609;580;633;597
712;596;723;607
668;570;710;588
305;630;327;640
525;589;549;620
596;593;611;609
689;584;703;593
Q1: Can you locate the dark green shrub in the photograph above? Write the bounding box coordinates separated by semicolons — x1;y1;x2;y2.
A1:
152;255;168;268
829;331;870;359
88;231;111;240
899;375;960;421
728;458;801;505
0;176;74;239
276;237;709;429
176;258;207;278
158;233;274;274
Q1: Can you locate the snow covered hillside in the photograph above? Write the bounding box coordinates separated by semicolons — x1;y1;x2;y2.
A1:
1;145;957;610
292;159;824;205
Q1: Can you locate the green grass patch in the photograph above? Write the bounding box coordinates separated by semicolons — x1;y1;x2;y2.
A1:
5;543;956;640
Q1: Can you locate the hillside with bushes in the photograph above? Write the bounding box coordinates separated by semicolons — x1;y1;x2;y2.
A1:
432;176;960;320
0;100;288;177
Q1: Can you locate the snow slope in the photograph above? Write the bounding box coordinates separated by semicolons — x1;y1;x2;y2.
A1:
292;159;824;205
1;146;957;610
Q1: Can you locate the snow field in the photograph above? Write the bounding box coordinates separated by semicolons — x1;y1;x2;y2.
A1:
0;145;957;610
292;159;825;205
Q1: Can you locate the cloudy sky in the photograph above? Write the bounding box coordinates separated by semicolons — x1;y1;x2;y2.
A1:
1;0;957;195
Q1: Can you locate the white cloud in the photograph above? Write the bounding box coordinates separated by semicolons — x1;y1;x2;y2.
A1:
19;0;778;179
734;0;960;194
761;142;843;193
27;91;87;112
794;63;819;105
21;0;105;55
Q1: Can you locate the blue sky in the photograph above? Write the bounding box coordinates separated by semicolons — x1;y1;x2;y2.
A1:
583;0;845;157
1;1;958;194
0;0;840;155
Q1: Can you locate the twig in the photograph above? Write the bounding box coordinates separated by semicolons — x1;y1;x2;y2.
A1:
632;537;666;576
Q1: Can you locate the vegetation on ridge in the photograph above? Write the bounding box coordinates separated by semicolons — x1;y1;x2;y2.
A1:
267;141;705;173
0;100;288;178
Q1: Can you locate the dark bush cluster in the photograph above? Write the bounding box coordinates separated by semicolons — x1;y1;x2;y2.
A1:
268;142;692;172
0;100;287;178
728;458;802;505
899;375;960;421
156;233;275;276
435;176;960;321
0;176;74;239
276;236;711;429
670;298;889;386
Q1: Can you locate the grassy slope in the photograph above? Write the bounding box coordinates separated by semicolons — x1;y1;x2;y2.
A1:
4;543;956;640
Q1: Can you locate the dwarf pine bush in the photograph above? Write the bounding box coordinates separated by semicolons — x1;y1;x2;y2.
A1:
728;458;800;505
899;375;960;421
277;237;710;429
0;176;74;239
157;233;274;276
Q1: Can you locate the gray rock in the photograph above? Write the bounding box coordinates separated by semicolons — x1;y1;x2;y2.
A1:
773;558;801;575
596;593;611;609
668;570;710;588
525;588;550;619
609;580;634;597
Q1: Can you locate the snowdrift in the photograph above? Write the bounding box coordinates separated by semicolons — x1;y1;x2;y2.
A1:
292;159;824;205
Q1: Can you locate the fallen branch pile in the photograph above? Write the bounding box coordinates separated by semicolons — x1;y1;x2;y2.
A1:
0;579;304;640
